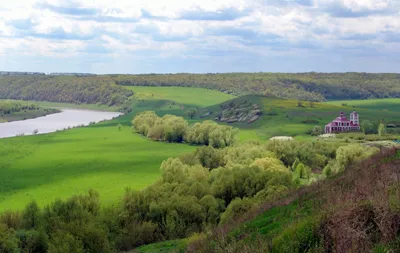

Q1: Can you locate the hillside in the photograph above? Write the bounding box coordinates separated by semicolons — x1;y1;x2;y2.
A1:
184;148;400;253
0;75;133;107
196;95;400;139
1;73;400;107
113;72;400;101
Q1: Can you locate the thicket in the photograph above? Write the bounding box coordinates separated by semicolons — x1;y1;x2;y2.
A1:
0;140;379;252
132;111;237;147
0;76;133;106
113;72;400;101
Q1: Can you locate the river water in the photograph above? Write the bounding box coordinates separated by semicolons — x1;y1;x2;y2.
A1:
0;109;122;138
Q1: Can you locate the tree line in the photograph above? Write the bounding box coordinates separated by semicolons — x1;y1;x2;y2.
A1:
0;139;379;252
132;111;238;148
0;101;39;115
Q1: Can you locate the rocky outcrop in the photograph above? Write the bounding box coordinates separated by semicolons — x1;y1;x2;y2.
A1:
214;100;261;124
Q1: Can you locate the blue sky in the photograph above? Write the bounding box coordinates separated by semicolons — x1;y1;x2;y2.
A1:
0;0;399;73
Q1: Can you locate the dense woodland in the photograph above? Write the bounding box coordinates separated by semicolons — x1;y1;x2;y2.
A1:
0;73;399;105
0;138;379;253
0;76;133;106
114;73;400;101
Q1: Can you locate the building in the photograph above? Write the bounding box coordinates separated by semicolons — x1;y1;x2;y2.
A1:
324;111;360;134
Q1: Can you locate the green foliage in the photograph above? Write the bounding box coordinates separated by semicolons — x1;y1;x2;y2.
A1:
187;108;197;119
295;163;311;179
378;122;386;136
0;100;59;122
133;112;238;147
311;125;322;136
0;76;133;106
361;120;376;134
48;232;84;253
220;198;254;225
0;224;19;253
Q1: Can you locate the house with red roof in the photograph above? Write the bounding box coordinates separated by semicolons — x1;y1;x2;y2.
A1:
324;111;360;134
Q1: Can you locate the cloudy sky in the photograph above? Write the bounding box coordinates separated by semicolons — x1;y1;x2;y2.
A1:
0;0;399;73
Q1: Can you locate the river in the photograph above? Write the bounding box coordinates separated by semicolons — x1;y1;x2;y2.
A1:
0;109;122;138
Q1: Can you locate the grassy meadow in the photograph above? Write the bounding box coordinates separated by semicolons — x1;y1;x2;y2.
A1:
326;98;400;112
129;86;236;107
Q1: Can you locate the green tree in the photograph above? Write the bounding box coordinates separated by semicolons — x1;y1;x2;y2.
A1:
378;122;386;136
187;109;197;119
311;125;322;136
0;224;19;253
361;120;374;134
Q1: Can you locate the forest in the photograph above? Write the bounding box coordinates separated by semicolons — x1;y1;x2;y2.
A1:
0;76;133;106
0;137;379;253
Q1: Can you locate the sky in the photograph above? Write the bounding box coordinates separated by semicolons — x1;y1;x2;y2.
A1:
0;0;399;74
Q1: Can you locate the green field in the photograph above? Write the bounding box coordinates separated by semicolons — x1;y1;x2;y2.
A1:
326;98;400;112
130;86;235;107
0;123;195;211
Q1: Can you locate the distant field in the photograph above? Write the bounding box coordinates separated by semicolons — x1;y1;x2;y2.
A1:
129;86;235;107
326;98;400;112
198;96;400;140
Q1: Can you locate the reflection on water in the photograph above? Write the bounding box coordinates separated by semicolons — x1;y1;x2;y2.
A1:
0;109;122;138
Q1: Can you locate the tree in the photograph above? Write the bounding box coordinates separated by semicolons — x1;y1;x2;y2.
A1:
297;101;304;107
295;163;311;179
187;109;197;119
378;122;386;136
361;120;374;134
311;125;322;136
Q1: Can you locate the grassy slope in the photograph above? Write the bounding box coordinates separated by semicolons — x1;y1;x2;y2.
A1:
198;95;400;140
0;87;235;211
326;98;400;113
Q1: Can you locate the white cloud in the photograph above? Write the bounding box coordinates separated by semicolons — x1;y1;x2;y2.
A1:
0;0;399;72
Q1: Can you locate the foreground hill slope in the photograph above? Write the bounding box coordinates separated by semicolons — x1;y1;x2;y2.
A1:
135;148;400;253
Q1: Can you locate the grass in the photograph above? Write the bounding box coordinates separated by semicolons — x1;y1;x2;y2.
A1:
327;98;400;112
0;123;195;211
129;86;235;107
133;239;187;253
